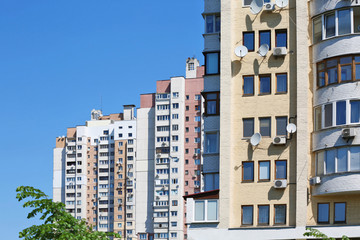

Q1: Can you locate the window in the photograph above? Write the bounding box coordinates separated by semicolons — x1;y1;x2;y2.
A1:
243;0;252;6
172;135;179;141
334;203;346;223
242;161;254;181
172;125;179;131
259;117;271;137
157;104;169;110
186;95;189;100
325;13;335;38
195;116;201;122
172;146;178;152
313;16;322;44
351;100;360;123
205;52;219;75
242;205;253;225
318;203;330;223
258;161;270;181
259;30;271;49
194;137;200;143
314;106;322;131
275;160;287;179
157;115;170;121
258;205;269;225
195;94;201;100
195;105;200;111
171;221;177;227
205;133;217;153
317;55;360;87
274;205;286;224
205;15;220;33
171;233;177;238
276;117;287;136
172;114;179;119
243;76;254;96
172;200;178;206
194;200;218;222
173;92;179;98
243;32;255;51
186;116;189;122
276;73;287;93
171;211;178;216
172;168;178;173
324;103;333;127
172;103;179;109
336;101;346;125
259;75;271;94
275;29;287;48
243;118;254;137
194;127;201;133
203;92;220;115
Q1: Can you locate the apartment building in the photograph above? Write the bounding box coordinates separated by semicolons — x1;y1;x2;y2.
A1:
53;105;137;240
135;58;204;240
185;0;360;239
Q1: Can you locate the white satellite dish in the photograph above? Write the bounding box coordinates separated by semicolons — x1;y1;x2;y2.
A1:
235;45;248;58
275;0;288;8
286;123;297;134
250;133;262;146
250;0;264;14
258;44;269;57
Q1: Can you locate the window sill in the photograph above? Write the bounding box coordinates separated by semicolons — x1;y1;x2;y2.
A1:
258;93;271;96
192;220;219;224
275;92;287;95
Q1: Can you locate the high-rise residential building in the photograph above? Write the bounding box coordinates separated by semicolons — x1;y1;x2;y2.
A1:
135;58;204;240
185;0;360;239
53;105;137;240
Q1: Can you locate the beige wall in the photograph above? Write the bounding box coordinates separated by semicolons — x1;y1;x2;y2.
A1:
221;0;299;228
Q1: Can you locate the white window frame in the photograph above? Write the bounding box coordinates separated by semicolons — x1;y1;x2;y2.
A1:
193;199;219;222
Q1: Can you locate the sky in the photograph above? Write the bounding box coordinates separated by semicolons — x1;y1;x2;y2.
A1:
0;0;203;238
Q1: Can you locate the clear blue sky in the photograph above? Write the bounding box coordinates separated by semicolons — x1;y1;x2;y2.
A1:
0;0;203;238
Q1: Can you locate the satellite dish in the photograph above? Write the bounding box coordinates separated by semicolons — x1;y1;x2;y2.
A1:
275;0;288;8
235;45;248;58
258;44;269;57
286;123;297;134
250;133;262;146
250;0;264;14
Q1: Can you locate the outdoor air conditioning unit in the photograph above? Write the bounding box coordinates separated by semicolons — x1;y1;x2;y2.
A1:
342;128;356;138
309;176;321;186
273;136;286;145
273;47;287;56
274;179;287;189
264;2;275;11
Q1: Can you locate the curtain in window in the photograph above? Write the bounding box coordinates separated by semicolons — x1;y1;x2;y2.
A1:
334;203;346;222
338;9;351;35
336;101;346;125
325;14;335;38
276;74;287;93
259;162;270;180
258;206;269;224
351;100;360;123
206;133;217;153
275;161;286;179
243;162;254;181
350;146;360;171
325;149;336;174
195;201;205;221
337;148;348;172
243;76;254;95
206;15;214;33
206;53;219;74
317;151;325;175
324;103;333;127
207;201;218;221
274;205;286;224
242;206;253;224
313;16;322;43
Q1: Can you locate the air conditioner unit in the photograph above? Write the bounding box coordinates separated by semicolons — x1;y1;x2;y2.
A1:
264;3;275;11
274;179;287;188
342;128;356;138
273;136;286;145
309;176;321;186
194;185;200;188
273;47;287;56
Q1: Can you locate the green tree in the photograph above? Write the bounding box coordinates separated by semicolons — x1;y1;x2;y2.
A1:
16;186;120;240
303;227;349;240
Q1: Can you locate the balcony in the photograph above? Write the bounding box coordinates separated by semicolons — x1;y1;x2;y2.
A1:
312;172;360;196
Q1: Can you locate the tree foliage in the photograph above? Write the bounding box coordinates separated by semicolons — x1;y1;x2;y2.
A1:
16;186;120;240
303;227;349;240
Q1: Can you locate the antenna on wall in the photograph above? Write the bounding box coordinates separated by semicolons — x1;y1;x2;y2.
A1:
250;0;264;14
275;0;288;8
235;45;248;58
